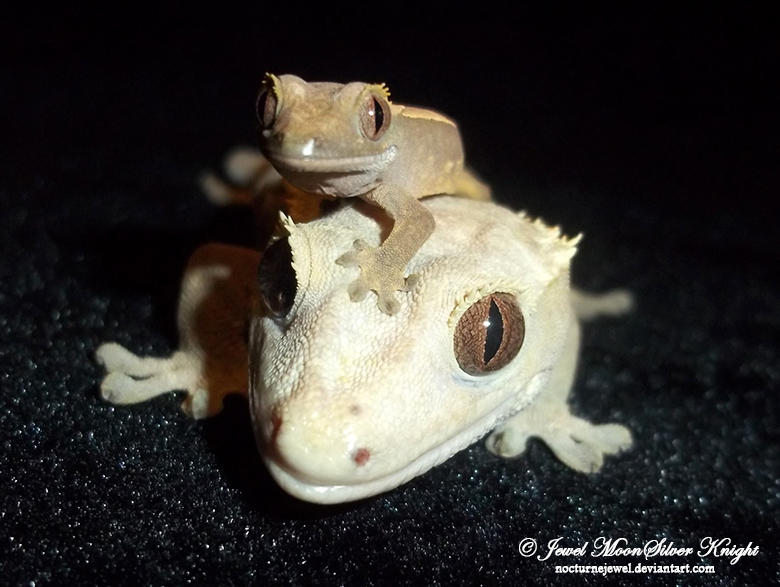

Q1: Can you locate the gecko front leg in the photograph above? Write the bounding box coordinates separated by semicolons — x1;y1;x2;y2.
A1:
487;308;632;473
336;184;435;315
96;244;259;419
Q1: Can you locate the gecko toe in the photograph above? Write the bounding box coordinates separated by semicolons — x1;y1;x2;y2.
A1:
377;294;400;316
336;251;358;267
100;372;137;404
347;279;370;301
402;273;419;292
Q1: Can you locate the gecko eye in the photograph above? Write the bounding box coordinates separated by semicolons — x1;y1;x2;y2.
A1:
256;84;278;130
258;237;296;318
359;94;390;140
453;293;524;375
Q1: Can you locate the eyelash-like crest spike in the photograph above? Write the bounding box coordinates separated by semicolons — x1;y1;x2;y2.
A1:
369;82;391;101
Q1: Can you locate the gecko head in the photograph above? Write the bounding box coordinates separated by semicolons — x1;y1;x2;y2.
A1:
255;73;399;197
248;197;578;504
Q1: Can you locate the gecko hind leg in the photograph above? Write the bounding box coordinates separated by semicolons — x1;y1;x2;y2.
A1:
199;147;280;206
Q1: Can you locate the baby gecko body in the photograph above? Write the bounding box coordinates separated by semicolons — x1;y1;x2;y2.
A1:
255;73;490;315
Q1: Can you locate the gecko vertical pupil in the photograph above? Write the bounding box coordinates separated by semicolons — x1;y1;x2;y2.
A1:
258;237;296;318
483;299;503;364
372;98;384;132
360;94;390;140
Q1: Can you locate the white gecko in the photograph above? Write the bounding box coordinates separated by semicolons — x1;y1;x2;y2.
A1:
96;158;633;504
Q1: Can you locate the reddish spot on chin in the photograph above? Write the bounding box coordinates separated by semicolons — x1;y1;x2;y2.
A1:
353;448;371;466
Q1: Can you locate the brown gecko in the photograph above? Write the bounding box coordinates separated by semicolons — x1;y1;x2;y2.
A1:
255;73;490;315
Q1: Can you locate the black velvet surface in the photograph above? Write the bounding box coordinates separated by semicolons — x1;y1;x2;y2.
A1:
2;10;777;585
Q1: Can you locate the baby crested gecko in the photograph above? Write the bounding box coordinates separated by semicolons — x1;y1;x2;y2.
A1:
96;155;633;503
254;73;491;315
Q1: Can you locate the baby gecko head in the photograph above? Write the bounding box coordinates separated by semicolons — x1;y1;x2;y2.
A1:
256;73;399;197
248;197;579;503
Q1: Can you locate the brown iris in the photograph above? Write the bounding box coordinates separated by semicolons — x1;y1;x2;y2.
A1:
453;293;524;375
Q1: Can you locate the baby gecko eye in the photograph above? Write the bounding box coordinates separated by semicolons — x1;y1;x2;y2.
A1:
258;237;297;318
453;293;524;375
256;82;279;130
359;93;390;140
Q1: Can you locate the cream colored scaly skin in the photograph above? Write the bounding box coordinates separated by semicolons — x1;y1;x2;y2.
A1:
96;165;633;504
256;73;491;315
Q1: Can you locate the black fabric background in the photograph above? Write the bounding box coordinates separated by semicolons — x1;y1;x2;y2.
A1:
1;8;777;585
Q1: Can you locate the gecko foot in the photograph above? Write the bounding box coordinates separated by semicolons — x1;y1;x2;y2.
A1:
487;410;632;473
95;342;217;419
336;239;411;315
543;418;633;473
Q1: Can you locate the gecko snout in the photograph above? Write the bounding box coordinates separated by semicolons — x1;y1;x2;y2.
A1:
261;398;378;486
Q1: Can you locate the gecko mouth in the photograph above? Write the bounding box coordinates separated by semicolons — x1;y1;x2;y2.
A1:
262;456;423;504
257;377;538;504
264;144;398;174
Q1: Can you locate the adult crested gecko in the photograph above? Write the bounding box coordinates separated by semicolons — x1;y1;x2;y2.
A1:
254;73;490;315
96;154;633;503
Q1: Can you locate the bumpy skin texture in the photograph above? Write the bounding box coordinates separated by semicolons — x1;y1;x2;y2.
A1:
96;182;633;504
256;74;490;315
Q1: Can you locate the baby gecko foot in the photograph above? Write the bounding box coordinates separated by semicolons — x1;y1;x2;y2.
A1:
336;239;417;315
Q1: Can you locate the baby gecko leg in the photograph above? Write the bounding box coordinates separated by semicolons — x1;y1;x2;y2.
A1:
336;184;435;315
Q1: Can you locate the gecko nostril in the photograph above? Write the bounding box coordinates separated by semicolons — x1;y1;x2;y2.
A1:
353;448;371;466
